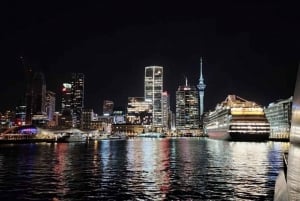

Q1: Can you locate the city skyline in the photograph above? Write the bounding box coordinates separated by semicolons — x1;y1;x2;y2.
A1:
0;2;299;114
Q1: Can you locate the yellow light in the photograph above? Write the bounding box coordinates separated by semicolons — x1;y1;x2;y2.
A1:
231;107;264;115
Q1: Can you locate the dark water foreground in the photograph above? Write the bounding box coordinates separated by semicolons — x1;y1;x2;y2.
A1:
0;138;289;201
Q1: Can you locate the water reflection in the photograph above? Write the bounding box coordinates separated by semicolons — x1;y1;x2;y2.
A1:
0;138;289;200
53;143;70;198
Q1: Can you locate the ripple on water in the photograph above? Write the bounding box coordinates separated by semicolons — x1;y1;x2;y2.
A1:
0;139;287;200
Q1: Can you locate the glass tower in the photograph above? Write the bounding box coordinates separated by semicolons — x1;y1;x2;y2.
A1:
71;73;84;128
144;66;163;127
176;77;200;130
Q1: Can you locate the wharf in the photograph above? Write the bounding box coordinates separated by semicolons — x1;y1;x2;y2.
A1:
0;133;56;144
0;138;56;144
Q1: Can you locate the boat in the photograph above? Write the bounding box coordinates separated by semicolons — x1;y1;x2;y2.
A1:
55;128;87;142
137;132;166;138
274;65;300;200
108;135;126;140
204;95;270;141
0;125;46;143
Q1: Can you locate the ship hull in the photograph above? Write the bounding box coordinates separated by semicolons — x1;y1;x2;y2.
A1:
207;131;269;141
56;133;87;143
207;130;230;140
229;132;270;141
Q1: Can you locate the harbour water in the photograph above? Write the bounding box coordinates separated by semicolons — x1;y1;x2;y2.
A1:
0;138;288;200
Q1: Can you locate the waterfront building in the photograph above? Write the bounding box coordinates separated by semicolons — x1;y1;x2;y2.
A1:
111;123;144;136
265;96;292;140
71;73;85;128
25;71;47;124
144;66;163;128
126;97;152;125
24;63;34;124
169;110;176;132
61;83;73;127
103;100;114;116
0;110;15;128
32;72;47;116
50;112;61;128
197;57;206;119
162;91;170;130
15;105;26;126
112;107;126;124
176;77;200;134
45;90;56;121
81;108;94;130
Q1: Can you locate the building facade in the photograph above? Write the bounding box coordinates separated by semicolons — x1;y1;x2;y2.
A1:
144;66;163;128
103;100;114;116
45;90;56;121
176;78;200;134
61;83;73;128
162;91;170;129
71;73;85;128
81;108;94;130
25;71;47;124
127;97;152;125
265;96;293;140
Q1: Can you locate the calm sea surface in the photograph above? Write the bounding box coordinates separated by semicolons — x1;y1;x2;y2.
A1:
0;137;289;201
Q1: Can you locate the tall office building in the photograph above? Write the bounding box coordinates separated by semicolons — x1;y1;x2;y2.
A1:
61;83;72;114
144;66;163;127
197;58;206;118
162;91;170;129
45;90;56;121
61;83;73;127
176;77;200;130
103;100;114;116
71;73;84;127
21;56;34;124
24;71;47;125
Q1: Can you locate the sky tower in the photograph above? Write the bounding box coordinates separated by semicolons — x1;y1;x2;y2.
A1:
197;57;206;118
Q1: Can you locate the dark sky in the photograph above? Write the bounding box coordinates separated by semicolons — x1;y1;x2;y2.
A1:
0;1;299;114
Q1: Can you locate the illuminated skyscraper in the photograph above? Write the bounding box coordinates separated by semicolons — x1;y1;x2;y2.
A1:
176;77;200;130
162;91;170;129
103;100;114;116
71;73;84;127
61;83;72;113
61;83;73;127
197;58;206;118
144;66;163;127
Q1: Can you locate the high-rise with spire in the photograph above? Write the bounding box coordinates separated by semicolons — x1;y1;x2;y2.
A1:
197;58;206;118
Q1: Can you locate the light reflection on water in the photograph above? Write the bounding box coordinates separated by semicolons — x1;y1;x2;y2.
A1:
0;138;289;200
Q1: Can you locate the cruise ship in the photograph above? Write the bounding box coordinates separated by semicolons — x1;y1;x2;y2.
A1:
204;95;270;141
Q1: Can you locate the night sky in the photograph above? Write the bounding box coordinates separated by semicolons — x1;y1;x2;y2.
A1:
0;2;299;114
